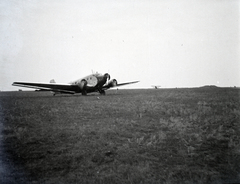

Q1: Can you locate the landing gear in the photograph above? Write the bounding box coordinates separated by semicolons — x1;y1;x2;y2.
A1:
51;92;56;96
99;90;105;95
82;90;87;96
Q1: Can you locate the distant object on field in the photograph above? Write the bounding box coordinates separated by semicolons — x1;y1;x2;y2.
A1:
18;89;22;91
12;72;139;96
151;85;161;89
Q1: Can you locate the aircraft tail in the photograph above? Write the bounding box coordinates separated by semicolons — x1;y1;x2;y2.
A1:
50;79;56;83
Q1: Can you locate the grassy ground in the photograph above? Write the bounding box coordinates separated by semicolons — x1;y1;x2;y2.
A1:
0;88;240;183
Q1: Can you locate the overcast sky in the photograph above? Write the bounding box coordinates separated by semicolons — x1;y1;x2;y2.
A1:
0;0;239;91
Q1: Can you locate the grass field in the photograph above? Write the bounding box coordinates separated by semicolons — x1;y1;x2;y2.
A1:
0;88;240;183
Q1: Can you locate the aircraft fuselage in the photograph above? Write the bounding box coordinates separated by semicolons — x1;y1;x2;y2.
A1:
69;73;111;95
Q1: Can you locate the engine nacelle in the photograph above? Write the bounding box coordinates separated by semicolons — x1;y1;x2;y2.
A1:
108;79;117;87
78;79;87;90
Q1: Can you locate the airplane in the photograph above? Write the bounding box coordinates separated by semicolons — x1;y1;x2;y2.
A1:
151;85;161;89
12;73;139;96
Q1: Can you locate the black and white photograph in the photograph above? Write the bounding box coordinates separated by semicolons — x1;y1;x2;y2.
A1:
0;0;239;183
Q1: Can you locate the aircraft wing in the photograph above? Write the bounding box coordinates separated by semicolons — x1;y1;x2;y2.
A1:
116;81;139;87
12;82;79;94
102;81;139;90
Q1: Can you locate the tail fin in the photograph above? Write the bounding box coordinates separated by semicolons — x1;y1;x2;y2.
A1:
50;79;56;83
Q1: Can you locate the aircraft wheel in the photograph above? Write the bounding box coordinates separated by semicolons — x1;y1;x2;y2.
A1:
100;90;105;95
82;91;87;96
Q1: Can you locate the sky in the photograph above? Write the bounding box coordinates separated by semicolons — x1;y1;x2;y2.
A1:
0;0;239;91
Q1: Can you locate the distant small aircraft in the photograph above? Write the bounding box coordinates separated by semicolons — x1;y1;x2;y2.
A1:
12;73;139;95
151;85;161;89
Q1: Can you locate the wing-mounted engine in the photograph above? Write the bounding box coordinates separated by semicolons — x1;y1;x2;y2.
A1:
78;79;88;95
107;79;118;87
